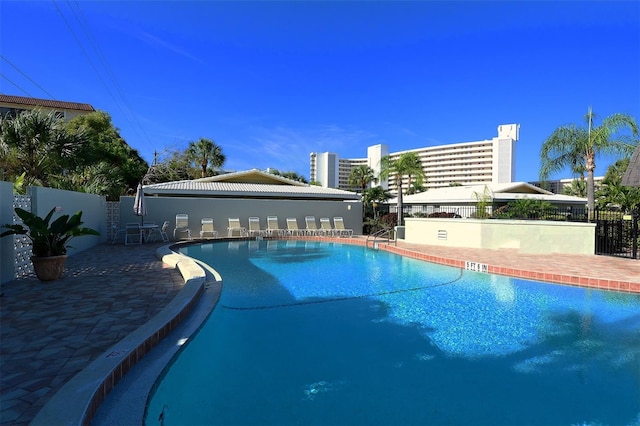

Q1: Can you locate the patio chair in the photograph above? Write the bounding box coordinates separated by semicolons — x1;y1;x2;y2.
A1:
286;217;303;236
143;221;159;242
159;221;170;242
319;217;334;236
125;223;142;245
111;224;126;244
200;218;218;239
266;216;285;237
248;217;267;237
333;217;353;237
304;216;322;236
174;214;192;240
227;218;248;237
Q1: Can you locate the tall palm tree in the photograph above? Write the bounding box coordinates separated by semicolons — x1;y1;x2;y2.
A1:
379;152;425;226
186;137;225;178
540;108;638;211
0;109;85;187
348;165;375;193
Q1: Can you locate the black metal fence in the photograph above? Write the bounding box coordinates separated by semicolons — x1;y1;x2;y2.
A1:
593;209;639;260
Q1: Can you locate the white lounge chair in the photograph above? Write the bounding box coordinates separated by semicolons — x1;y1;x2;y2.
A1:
200;218;218;239
266;216;285;237
333;217;353;237
286;217;303;236
319;217;334;236
248;217;267;237
227;218;248;237
174;214;192;240
304;216;322;236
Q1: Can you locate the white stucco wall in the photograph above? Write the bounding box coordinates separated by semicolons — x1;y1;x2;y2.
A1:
29;186;108;253
1;181;15;284
404;217;596;255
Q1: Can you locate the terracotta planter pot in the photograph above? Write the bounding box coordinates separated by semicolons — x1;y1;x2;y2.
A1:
31;255;67;281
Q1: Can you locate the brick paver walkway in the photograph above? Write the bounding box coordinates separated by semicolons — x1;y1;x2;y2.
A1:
0;243;183;426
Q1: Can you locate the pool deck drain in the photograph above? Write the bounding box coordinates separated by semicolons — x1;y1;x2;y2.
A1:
1;238;638;425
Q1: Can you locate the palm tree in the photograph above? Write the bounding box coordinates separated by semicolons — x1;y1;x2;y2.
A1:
379;152;425;226
348;165;375;193
562;179;587;198
186;138;225;178
0;109;85;187
362;186;389;220
540;108;638;211
596;158;640;212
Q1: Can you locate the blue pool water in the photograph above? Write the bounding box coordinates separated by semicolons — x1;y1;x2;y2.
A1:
146;240;640;425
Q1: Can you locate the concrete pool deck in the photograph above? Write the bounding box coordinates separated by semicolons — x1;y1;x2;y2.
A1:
1;238;639;425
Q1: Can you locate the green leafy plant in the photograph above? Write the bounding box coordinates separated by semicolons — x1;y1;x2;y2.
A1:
1;207;99;257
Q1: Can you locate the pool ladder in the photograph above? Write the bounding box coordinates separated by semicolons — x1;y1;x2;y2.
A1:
366;227;396;249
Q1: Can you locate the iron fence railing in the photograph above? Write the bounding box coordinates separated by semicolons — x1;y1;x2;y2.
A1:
406;205;591;222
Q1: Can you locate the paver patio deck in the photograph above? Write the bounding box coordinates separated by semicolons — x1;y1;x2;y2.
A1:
1;239;638;425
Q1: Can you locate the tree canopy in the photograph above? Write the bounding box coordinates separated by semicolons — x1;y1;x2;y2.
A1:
186;138;225;178
1;109;86;187
540;108;638;211
380;152;425;226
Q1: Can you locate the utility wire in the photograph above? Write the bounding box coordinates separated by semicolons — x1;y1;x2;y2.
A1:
0;55;56;99
51;0;154;158
0;73;34;97
67;0;153;149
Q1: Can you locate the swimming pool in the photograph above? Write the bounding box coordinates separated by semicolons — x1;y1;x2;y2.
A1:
146;240;640;425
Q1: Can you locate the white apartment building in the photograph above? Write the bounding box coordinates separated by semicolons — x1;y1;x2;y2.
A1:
310;124;520;194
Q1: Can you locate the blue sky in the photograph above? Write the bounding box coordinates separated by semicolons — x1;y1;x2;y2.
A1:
1;1;638;183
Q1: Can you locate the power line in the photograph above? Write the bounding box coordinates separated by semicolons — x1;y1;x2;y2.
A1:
67;0;153;147
0;73;34;97
0;55;56;99
51;0;154;155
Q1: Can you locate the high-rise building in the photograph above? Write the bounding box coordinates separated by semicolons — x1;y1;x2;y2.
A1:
310;124;520;194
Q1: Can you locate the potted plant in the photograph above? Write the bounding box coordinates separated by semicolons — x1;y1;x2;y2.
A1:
1;207;100;281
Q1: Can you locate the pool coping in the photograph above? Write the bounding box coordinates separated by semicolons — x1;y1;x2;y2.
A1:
31;236;640;425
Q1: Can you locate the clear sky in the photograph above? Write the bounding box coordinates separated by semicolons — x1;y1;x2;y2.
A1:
1;1;639;183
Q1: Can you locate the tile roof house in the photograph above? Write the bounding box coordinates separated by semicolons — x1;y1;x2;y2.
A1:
0;94;95;120
621;144;640;187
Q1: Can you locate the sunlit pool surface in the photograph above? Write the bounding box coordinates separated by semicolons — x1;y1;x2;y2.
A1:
146;240;640;425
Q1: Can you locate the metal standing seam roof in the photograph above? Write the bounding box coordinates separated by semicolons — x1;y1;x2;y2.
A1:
0;94;95;112
143;180;361;199
388;182;587;204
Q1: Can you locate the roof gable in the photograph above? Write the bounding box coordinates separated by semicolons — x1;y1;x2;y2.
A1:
194;169;307;186
391;182;584;204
